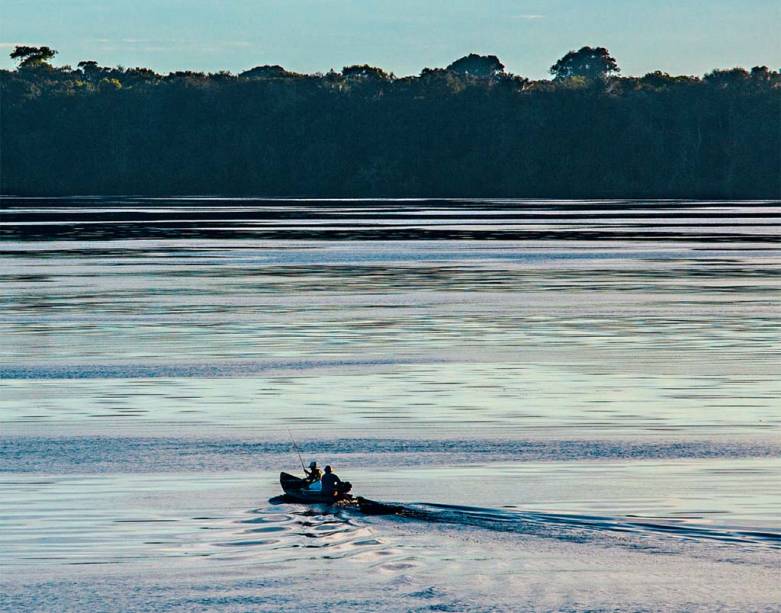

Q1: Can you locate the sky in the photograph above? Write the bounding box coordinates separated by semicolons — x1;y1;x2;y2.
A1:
1;0;779;79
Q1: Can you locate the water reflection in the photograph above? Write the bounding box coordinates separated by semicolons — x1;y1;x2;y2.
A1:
2;462;780;571
1;203;780;437
1;198;780;582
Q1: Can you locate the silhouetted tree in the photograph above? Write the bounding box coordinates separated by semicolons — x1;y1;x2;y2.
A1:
704;67;750;88
77;60;106;82
10;45;58;69
550;46;619;80
240;65;292;79
750;66;773;83
341;64;392;80
446;54;505;78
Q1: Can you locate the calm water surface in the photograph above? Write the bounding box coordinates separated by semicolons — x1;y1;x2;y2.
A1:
1;198;780;611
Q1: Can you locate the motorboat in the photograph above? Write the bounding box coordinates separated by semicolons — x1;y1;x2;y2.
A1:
279;472;353;503
278;471;406;515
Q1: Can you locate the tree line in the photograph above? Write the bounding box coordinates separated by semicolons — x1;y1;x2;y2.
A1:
1;46;779;198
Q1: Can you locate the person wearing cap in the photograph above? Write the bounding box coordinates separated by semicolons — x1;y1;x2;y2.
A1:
303;461;323;484
320;465;342;498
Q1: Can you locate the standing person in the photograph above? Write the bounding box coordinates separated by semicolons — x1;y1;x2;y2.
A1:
320;465;342;498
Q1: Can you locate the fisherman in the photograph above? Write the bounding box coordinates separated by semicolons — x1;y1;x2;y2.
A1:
320;465;342;498
303;461;323;484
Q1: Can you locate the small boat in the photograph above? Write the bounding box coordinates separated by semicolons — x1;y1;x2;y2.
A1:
279;472;353;504
278;472;405;515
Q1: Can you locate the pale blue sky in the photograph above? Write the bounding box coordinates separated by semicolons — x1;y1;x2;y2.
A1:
1;0;778;78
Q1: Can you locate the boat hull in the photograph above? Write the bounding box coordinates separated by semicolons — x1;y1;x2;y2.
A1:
279;472;352;503
277;472;404;515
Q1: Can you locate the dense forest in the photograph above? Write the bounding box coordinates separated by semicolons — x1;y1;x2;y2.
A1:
1;46;779;198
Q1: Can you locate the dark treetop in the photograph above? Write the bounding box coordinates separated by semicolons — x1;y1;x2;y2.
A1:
1;46;779;198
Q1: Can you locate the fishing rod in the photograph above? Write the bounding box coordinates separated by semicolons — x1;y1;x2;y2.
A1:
287;428;307;473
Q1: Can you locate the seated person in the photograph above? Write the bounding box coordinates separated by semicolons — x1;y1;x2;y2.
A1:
304;461;322;484
320;465;342;498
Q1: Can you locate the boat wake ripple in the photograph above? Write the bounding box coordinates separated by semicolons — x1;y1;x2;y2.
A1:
354;501;781;550
198;503;410;570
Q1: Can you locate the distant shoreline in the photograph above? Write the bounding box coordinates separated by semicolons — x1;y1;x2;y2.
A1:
2;48;780;199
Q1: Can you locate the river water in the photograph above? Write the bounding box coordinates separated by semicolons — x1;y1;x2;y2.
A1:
1;198;780;611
